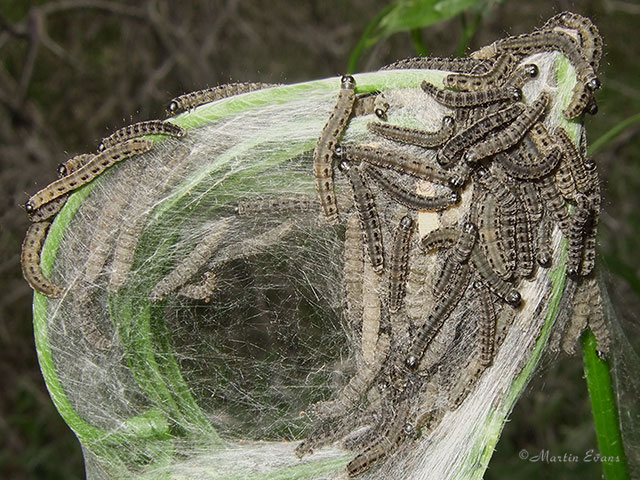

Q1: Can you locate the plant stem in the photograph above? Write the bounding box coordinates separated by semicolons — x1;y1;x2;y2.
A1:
581;328;630;479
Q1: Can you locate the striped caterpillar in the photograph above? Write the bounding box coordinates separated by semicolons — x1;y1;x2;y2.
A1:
166;82;276;115
313;75;357;221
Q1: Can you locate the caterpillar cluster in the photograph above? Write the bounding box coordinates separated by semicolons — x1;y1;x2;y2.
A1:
20;83;279;300
303;13;607;477
19;12;611;479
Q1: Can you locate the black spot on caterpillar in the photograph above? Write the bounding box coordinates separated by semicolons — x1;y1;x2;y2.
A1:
21;221;63;297
339;144;451;186
362;163;460;212
98;120;185;151
421;81;522;108
313;75;356;221
475;281;497;367
444;54;517;91
464;92;549;163
166;82;276;115
26;139;154;213
437;103;525;167
367;115;454;149
57;153;94;178
388;217;413;313
380;56;491;73
339;160;385;274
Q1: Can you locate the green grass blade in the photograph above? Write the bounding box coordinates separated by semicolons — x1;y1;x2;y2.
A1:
410;27;429;56
588;112;640;155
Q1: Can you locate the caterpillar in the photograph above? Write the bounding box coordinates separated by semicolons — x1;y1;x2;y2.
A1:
464;92;549;163
362;164;460;212
21;221;63;297
475;189;515;280
99;120;185;151
469;245;521;307
537;175;571;236
26;139;154;213
344;213;365;329
437;103;525;167
166;82;275;115
367;115;455;148
381;56;491;73
388;216;414;313
150;218;232;302
313;75;357;221
444;54;517;91
339;160;385;274
543;12;603;69
566;194;592;277
421;81;522;108
339;144;451;186
29;153;95;222
406;262;471;370
475;281;497;367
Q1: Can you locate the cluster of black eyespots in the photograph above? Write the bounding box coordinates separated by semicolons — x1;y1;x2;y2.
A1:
302;13;603;477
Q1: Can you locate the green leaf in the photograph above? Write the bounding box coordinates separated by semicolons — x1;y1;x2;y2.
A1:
378;0;478;33
348;0;481;73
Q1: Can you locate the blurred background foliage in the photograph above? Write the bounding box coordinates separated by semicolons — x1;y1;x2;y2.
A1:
0;1;638;478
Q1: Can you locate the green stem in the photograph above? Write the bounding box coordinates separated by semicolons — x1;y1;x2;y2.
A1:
581;329;629;479
588;112;640;155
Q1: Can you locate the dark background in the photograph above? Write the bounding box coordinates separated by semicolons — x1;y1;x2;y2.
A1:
1;1;639;478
